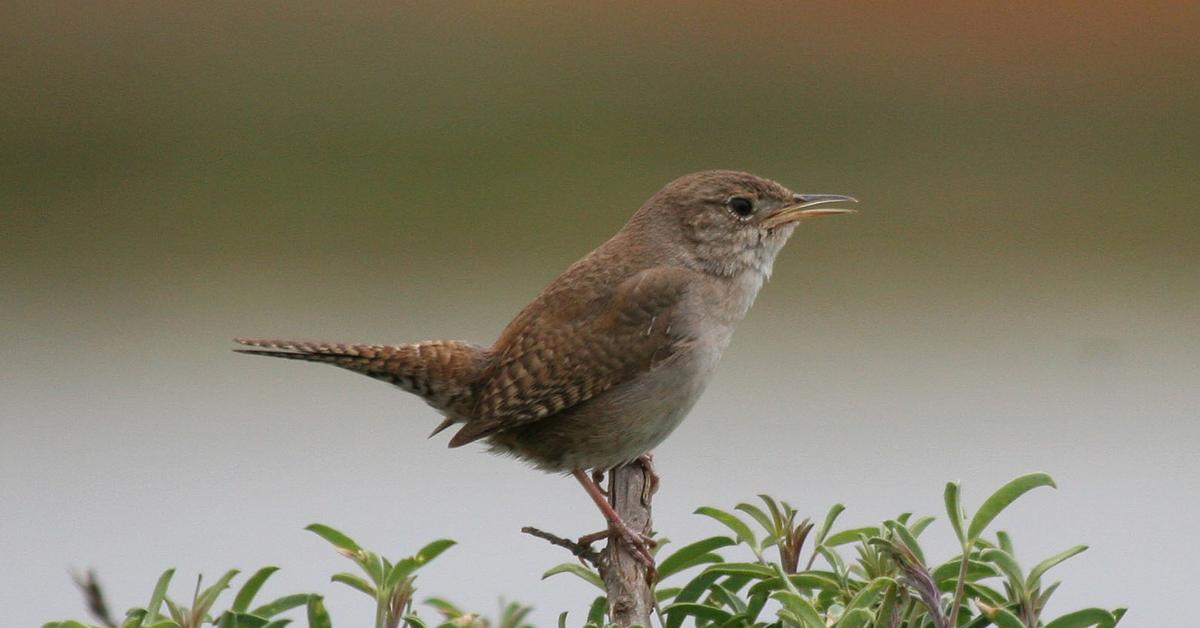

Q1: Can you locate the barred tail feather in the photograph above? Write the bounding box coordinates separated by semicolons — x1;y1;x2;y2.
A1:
233;337;487;414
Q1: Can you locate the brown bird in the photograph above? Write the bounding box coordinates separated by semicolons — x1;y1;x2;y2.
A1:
235;170;855;566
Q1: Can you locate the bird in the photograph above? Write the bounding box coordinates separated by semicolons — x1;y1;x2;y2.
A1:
235;170;856;567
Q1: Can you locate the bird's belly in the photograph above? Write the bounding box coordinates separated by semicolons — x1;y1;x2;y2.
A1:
488;343;723;472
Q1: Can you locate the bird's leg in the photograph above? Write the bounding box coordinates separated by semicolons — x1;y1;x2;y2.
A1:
572;469;656;569
637;452;660;504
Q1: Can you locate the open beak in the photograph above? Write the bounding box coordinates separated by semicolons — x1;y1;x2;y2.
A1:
762;193;858;229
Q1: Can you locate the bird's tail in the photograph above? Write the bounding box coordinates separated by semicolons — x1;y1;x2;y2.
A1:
234;337;488;416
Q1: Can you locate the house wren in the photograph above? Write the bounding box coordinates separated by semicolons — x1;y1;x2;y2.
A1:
235;170;855;565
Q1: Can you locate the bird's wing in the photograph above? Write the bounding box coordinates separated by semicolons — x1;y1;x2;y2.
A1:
448;265;696;447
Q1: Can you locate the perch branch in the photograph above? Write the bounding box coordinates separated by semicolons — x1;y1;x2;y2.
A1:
520;526;603;567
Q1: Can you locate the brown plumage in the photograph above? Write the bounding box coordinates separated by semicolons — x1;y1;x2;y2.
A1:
233;338;487;418
235;170;856;568
234;264;692;457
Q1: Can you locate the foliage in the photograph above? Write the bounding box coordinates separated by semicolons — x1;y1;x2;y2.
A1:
45;474;1121;628
44;564;326;628
545;473;1124;627
43;525;520;628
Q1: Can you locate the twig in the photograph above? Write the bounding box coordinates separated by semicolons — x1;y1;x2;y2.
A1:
520;526;603;567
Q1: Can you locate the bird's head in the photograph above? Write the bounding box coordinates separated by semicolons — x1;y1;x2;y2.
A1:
631;170;857;278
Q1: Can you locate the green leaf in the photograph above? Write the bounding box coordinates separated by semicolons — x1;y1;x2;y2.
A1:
885;520;925;565
1038;580;1063;608
305;523;362;555
966;473;1056;541
657;536;736;581
717;573;753;597
331;572;376;597
816;546;847;579
402;614;428;628
815;503;847;546
363;551;387;585
163;593;183;623
838;608;875;628
771;592;824;628
1112;608;1127;624
1026;545;1088;590
585;596;606;626
655;587;682;602
762;495;785;527
415;539;456;565
844;577;894;613
701;562;776;580
663;603;734;624
964;582;1007;605
695;507;757;548
980;548;1026;598
736;502;776;535
122;609;148;628
142;568;175;626
908;515;936;539
250;594;311;618
708;583;747;613
423;597;463;618
823;527;880;547
262;620;291;628
232;567;279;612
747;572;842;598
1044;608;1117;628
872;584;898;628
987;607;1026;628
744;592;769;623
665;571;721;628
384;557;420;591
541;563;604;591
217;613;269;628
944;482;965;545
996;530;1015;555
557;611;568;628
305;595;332;628
196;569;240;615
931;558;998;587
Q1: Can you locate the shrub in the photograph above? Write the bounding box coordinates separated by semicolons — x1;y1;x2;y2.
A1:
45;473;1123;628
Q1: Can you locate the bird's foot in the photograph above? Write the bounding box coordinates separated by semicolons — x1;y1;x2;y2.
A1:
577;528;657;549
577;524;657;576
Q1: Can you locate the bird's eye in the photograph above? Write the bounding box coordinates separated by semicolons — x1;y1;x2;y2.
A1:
728;196;755;218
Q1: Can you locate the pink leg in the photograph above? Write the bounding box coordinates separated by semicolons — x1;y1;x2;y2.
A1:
572;469;656;569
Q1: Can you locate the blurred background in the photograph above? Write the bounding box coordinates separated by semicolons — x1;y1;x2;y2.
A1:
3;1;1197;624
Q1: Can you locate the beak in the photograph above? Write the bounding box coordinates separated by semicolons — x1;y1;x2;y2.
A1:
761;193;859;229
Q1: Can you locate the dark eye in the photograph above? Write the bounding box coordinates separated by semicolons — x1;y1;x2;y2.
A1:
728;196;755;218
